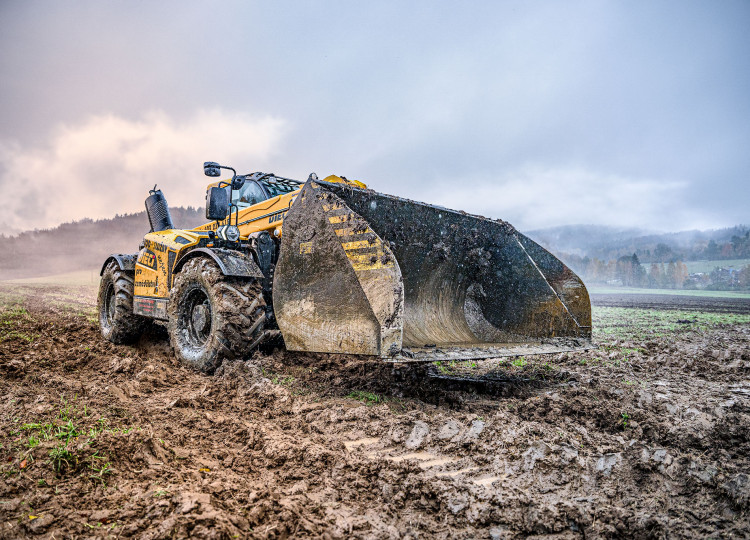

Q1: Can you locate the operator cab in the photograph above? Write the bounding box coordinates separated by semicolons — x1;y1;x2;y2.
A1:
225;174;302;209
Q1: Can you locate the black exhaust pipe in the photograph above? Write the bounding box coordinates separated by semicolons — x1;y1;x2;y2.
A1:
145;186;174;232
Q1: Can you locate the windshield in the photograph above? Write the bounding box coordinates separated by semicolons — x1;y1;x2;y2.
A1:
225;181;268;209
221;175;302;209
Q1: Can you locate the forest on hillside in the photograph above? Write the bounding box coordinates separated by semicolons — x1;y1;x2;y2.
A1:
0;208;205;280
528;224;750;262
527;225;750;291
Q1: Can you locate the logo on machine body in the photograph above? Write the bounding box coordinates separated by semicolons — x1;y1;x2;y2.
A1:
137;249;158;270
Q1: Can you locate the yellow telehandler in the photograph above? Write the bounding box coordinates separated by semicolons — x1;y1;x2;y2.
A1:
98;162;591;373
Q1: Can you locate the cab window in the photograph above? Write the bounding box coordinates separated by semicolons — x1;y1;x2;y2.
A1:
227;181;268;208
261;178;300;198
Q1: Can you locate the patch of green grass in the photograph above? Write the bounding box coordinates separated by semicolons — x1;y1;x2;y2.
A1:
6;397;135;480
26;435;40;449
0;305;37;342
88;417;108;438
1;330;37;342
511;356;527;368
87;453;112;485
593;306;750;341
58;396;79;421
262;368;296;387
21;422;56;441
432;359;483;377
267;373;295;386
434;361;449;375
55;420;80;443
0;305;29;320
346;391;383;405
620;347;642;358
442;360;478;372
600;344;643;357
49;445;76;473
589;286;750;299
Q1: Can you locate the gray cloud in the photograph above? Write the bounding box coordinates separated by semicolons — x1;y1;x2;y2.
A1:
0;110;285;231
0;0;747;232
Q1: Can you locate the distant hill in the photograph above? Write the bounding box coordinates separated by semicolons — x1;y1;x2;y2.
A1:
525;224;750;263
0;208;205;280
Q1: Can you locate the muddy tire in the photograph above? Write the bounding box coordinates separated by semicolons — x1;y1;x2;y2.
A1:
168;257;267;373
98;261;149;344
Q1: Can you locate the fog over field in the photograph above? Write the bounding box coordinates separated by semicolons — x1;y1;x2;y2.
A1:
1;1;748;234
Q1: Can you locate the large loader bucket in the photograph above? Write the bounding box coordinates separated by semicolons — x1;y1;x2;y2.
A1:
273;179;591;362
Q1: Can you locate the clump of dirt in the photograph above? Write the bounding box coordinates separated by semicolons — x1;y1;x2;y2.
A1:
1;284;749;538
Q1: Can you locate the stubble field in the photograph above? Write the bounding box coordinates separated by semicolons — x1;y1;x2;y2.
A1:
0;283;749;538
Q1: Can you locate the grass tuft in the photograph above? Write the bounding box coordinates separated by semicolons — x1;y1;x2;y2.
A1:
347;390;384;405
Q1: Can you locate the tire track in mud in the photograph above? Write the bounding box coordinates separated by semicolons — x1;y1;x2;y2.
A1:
346;439;494;486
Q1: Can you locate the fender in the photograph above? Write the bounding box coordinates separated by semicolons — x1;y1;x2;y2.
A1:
173;247;264;279
100;253;137;276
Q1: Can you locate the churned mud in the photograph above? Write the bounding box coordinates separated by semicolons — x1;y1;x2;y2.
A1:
0;283;749;538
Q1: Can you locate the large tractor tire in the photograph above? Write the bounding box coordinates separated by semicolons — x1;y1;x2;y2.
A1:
98;261;149;344
167;257;267;373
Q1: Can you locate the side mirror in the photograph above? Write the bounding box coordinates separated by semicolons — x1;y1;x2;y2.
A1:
204;162;221;177
206;186;229;220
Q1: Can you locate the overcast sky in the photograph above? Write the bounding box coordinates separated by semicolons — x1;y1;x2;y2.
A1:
1;1;748;234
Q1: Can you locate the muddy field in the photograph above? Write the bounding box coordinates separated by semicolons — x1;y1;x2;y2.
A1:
590;293;750;315
1;284;749;538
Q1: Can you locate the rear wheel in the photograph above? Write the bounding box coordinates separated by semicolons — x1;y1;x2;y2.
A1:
98;261;148;344
168;257;267;373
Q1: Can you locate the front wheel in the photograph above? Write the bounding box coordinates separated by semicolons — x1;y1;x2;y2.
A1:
98;261;148;344
167;257;267;373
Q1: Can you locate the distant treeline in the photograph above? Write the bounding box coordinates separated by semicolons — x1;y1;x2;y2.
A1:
559;252;750;291
641;235;750;263
0;208;205;280
3;213;750;290
528;224;750;263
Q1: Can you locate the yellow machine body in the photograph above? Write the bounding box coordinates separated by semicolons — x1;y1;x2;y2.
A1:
122;169;591;363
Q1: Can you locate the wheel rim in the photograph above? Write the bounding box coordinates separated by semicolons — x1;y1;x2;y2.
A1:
104;283;116;326
185;288;212;346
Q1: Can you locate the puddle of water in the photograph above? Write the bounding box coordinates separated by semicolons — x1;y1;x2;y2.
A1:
433;466;480;478
343;437;380;451
388;452;437;463
419;457;457;468
473;476;502;486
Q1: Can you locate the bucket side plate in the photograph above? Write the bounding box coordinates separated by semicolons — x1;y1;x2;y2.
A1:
273;181;404;356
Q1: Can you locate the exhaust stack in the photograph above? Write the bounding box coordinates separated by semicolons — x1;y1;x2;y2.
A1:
145;187;175;232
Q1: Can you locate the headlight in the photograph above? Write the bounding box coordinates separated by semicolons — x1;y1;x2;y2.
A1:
218;225;241;242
